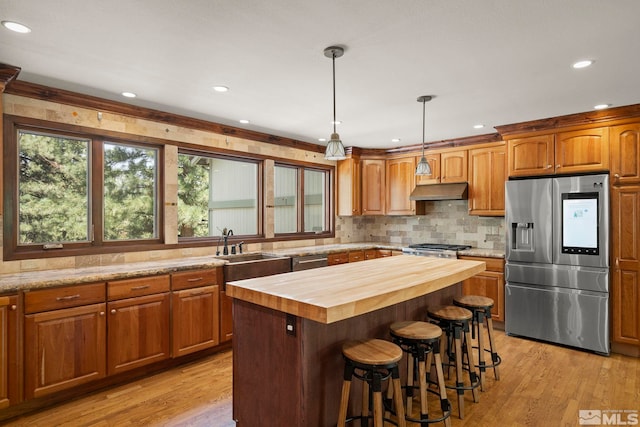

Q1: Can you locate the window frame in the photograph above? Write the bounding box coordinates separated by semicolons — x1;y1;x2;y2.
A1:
177;148;264;242
3;115;165;260
273;162;333;238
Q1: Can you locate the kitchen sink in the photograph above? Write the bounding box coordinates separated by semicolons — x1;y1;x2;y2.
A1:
220;253;291;282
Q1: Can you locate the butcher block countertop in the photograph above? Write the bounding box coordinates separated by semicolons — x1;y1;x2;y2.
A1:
227;255;485;324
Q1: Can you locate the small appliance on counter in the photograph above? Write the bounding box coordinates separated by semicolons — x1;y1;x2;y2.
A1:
505;173;610;354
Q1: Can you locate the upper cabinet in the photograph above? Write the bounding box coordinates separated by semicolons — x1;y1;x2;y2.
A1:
386;157;416;215
416;150;467;184
337;155;361;216
507;127;609;177
468;143;506;216
611;123;640;186
361;159;386;215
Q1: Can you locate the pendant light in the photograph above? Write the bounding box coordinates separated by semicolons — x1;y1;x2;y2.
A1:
323;46;346;160
415;95;433;175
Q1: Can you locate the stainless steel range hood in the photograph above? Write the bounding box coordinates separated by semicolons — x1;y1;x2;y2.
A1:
409;183;468;201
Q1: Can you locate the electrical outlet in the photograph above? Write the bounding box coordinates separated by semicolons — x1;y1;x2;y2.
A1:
286;314;296;336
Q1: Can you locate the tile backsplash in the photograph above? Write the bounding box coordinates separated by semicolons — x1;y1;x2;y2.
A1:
336;200;505;250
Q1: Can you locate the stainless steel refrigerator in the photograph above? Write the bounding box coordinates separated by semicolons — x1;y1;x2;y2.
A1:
505;173;610;354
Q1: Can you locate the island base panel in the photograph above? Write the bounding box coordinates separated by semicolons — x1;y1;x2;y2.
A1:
232;283;460;427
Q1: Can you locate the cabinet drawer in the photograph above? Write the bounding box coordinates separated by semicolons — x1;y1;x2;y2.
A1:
459;256;504;272
107;275;170;301
348;250;365;262
25;282;106;314
328;252;349;265
171;268;220;291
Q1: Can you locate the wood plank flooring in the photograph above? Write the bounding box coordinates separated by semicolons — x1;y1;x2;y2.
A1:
3;331;639;426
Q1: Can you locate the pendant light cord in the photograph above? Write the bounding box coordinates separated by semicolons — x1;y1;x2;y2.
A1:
421;98;426;157
332;51;337;135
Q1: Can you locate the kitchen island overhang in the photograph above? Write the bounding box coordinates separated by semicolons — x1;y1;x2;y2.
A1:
227;256;485;426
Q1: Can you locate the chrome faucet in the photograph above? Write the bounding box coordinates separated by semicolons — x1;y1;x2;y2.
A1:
223;229;233;255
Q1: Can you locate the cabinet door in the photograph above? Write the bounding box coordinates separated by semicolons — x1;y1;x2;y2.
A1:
107;293;170;375
327;252;349;265
361;159;386;215
468;144;506;216
462;273;505;322
25;303;106;399
386;157;416;215
220;290;233;343
555;127;609;174
172;285;219;357
507;134;554;177
337;156;361;216
611;123;640;185
0;297;12;409
611;186;640;346
440;150;468;183
415;153;440;185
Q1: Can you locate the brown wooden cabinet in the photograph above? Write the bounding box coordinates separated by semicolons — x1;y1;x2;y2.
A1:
459;256;505;322
327;252;349;266
416;150;467;184
611;123;640;185
348;250;365;262
468;143;506;216
507;127;609;177
361;159;386;215
0;295;18;409
24;289;106;399
611;186;640;348
386;156;416;215
171;269;221;357
107;275;170;375
337;155;361;216
220;291;233;343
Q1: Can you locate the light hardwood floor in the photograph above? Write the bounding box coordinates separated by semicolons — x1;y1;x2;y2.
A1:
4;331;639;426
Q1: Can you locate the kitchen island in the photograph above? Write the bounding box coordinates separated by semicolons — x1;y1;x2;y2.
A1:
226;255;485;426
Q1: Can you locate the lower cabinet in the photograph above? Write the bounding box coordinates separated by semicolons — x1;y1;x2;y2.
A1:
328;252;349;266
459;256;505;322
25;302;107;399
1;295;18;408
220;291;233;343
171;285;219;357
107;275;171;375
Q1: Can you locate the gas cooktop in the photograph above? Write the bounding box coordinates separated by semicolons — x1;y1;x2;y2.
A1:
407;243;472;251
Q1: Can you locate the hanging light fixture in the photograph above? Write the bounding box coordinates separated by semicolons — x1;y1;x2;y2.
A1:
323;46;346;160
415;95;433;175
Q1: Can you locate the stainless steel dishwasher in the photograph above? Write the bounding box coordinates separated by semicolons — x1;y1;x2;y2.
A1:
291;254;328;271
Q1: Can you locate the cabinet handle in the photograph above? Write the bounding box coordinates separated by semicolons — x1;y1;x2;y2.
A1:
56;294;80;301
130;285;150;291
615;258;619;268
187;277;204;282
188;291;209;297
556;165;561;169
100;311;105;316
10;305;17;311
111;309;117;314
547;164;552;169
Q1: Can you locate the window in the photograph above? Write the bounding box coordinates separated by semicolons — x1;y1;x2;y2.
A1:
274;164;330;235
178;152;260;238
4;117;162;259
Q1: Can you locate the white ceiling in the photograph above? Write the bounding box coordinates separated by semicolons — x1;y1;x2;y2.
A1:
2;0;639;149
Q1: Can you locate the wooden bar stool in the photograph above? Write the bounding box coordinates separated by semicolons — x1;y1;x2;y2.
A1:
427;305;480;420
453;295;501;390
338;339;406;427
387;321;452;426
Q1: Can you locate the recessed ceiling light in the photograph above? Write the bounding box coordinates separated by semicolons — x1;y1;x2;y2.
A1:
121;92;136;98
213;86;229;92
573;60;594;69
1;20;31;33
594;103;611;110
239;119;250;124
391;138;401;143
318;138;327;142
473;124;485;129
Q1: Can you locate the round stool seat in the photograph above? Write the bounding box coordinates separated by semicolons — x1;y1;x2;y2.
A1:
427;305;473;322
453;295;494;309
342;339;402;366
390;321;442;341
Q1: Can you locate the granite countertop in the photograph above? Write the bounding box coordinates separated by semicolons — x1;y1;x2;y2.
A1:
0;256;227;294
0;243;505;294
